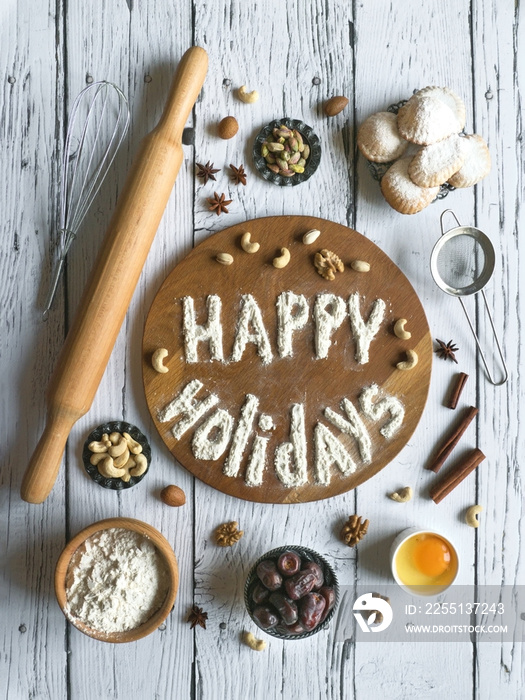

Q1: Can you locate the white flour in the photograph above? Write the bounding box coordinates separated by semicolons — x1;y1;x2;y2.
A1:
65;528;169;634
347;293;386;364
182;295;224;363
359;383;405;439
231;294;273;365
276;291;309;357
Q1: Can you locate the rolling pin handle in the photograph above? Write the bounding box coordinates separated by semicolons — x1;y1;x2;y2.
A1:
21;414;76;504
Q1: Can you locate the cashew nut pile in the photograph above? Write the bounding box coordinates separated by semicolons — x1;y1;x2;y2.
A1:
88;432;147;482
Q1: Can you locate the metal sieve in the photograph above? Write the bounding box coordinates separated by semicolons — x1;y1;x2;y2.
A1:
430;210;508;385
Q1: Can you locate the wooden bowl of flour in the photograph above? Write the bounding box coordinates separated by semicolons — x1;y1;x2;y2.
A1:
55;517;179;643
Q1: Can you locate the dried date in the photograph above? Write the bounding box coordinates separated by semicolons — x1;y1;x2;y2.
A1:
284;570;317;601
298;592;326;631
251;581;270;604
301;561;324;589
252;605;279;630
277;550;301;577
318;586;336;623
256;560;283;591
268;592;299;625
275;620;306;636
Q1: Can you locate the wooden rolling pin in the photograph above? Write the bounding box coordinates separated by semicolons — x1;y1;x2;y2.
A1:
21;46;208;503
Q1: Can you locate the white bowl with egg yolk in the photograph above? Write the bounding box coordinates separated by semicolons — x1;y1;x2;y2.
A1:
390;527;459;597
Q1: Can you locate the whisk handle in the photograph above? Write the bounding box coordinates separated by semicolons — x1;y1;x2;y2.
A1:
21;46;208;503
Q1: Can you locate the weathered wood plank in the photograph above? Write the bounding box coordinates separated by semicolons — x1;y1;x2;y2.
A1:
0;2;68;700
351;1;477;697
472;0;525;697
62;1;194;698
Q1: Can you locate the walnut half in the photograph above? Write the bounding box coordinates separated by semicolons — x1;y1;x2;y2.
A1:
314;249;344;281
341;515;369;547
215;521;244;547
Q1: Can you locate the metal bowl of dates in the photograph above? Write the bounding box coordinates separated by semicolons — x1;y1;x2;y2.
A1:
253;118;321;187
244;545;338;639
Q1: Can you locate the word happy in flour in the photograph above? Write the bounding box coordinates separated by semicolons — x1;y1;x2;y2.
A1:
157;292;405;488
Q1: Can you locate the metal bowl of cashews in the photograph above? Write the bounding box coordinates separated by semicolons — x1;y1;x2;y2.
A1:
82;421;151;490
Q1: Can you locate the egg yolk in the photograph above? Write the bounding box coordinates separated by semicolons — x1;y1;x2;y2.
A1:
412;536;451;578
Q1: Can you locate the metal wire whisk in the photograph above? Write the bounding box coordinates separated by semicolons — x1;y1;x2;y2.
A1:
42;81;130;320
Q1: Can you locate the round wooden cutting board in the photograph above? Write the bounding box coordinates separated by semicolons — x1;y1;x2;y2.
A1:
143;216;432;503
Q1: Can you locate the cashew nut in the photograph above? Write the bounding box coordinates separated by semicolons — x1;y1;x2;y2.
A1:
238;85;259;104
123;432;143;455
109;432;121;444
302;229;321;245
389;486;413;503
108;435;129;458
113;447;130;468
129;453;148;477
394;318;412;340
216;252;234;265
241;231;260;254
98;455;126;479
90;452;110;466
88;439;109;453
396;349;418;371
273;247;291;268
152;348;169;374
243;631;266;651
465;504;482;528
350;260;371;273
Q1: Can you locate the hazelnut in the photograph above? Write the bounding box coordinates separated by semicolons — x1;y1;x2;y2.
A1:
324;95;349;117
160;484;186;507
217;116;239;139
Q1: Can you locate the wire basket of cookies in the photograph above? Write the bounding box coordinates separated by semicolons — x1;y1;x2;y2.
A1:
357;87;491;214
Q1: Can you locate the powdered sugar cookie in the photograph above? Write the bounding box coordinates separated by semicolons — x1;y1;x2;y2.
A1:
408;134;466;187
416;86;466;132
357;111;408;163
448;134;491;187
397;94;461;145
380;157;439;214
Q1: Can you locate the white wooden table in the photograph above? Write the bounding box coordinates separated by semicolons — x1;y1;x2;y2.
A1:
1;1;523;698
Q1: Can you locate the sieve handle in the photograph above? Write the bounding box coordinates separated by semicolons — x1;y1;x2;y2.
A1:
440;209;461;235
458;294;508;386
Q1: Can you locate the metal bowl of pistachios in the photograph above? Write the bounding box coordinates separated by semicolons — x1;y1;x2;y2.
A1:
82;421;151;490
253;118;321;186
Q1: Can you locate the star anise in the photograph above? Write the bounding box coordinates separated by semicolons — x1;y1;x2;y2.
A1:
196;161;220;185
187;605;208;630
435;338;459;364
207;192;232;215
230;163;247;186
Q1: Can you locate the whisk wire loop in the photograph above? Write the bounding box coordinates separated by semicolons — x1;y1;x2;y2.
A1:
43;80;130;319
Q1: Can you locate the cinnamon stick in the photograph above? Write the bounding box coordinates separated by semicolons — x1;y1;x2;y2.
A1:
427;405;479;473
447;372;469;409
430;448;486;504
